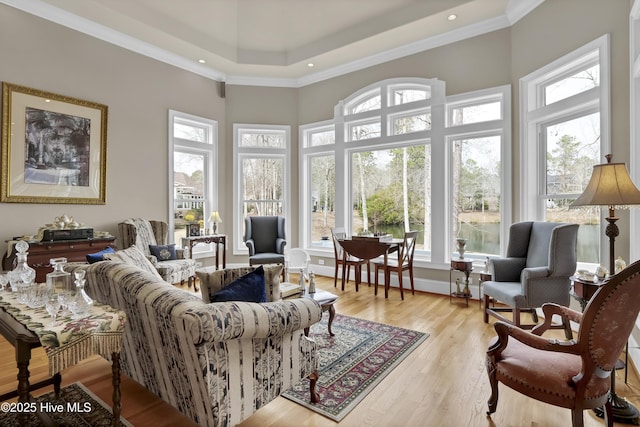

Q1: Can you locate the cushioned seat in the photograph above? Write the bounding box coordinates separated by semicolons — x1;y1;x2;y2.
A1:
118;218;197;288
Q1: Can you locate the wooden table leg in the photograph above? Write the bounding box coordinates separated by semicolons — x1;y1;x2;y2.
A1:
326;305;336;337
112;352;121;427
53;372;61;398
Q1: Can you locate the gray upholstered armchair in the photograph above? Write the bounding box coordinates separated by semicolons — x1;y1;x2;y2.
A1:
244;216;286;268
482;221;578;338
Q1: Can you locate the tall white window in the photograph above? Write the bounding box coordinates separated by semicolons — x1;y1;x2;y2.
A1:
520;35;610;264
300;78;511;264
233;124;290;253
168;110;218;255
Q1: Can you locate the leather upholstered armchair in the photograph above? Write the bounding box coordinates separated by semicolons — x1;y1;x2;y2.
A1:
486;259;640;426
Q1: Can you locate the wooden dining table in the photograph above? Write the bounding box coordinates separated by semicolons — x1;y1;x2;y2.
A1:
337;236;403;291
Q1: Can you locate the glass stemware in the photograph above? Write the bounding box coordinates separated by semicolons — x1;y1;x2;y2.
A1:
0;271;9;291
58;291;73;316
45;295;61;326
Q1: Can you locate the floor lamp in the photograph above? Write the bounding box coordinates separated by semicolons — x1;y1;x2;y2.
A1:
570;154;640;424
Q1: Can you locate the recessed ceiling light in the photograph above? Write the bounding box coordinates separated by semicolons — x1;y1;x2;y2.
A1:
307;63;315;67
198;59;206;64
448;14;457;21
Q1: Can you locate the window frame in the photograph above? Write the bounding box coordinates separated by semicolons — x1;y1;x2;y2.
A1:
299;78;511;267
233;123;291;254
168;110;218;256
520;35;610;266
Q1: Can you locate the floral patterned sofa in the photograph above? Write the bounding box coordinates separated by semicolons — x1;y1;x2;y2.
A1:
72;258;322;427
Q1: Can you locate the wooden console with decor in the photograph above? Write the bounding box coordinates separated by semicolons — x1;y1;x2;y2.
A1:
2;236;117;282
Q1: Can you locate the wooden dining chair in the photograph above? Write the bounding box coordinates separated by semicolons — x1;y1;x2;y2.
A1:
331;227;369;290
374;231;418;300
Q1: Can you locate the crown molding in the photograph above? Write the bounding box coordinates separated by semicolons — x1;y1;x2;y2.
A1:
1;0;544;89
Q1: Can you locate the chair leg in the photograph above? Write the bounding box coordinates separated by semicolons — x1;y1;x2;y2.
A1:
486;363;499;415
374;265;379;296
483;295;490;323
562;316;573;340
384;269;391;298
367;263;371;286
409;267;415;295
398;270;404;300
334;264;338;288
341;264;347;291
571;409;585;427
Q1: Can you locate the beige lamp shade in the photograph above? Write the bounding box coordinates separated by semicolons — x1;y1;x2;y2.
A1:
209;211;222;223
570;161;640;208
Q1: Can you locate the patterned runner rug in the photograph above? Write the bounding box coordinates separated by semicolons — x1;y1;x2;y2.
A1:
282;314;429;422
0;382;133;426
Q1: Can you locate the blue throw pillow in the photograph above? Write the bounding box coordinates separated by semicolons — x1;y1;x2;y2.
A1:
86;246;116;263
211;266;267;303
149;244;178;261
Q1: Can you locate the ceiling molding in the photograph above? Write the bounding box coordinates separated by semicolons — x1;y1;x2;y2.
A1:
1;0;544;89
506;0;545;24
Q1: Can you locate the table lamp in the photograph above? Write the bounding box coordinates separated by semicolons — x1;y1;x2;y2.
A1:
570;153;640;423
209;211;222;234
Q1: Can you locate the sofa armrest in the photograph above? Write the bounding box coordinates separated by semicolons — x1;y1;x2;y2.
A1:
188;298;322;344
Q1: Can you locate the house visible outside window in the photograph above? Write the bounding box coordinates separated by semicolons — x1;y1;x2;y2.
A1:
169;110;217;255
233;124;290;253
520;35;609;265
300;78;511;264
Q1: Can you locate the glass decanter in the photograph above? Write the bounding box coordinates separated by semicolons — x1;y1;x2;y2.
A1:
69;270;92;318
46;257;72;295
8;241;36;303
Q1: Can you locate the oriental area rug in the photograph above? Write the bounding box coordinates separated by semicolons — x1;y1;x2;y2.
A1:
282;314;429;422
0;382;133;427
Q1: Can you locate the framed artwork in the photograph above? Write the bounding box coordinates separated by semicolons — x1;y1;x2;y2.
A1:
189;223;201;237
1;82;108;204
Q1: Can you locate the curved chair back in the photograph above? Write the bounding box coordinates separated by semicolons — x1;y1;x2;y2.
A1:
579;260;640;382
288;248;310;272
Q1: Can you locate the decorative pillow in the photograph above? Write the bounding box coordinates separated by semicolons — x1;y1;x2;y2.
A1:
86;246;116;264
211;266;267;303
149;244;178;261
103;246;164;281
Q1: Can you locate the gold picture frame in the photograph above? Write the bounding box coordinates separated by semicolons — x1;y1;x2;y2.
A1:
1;82;108;204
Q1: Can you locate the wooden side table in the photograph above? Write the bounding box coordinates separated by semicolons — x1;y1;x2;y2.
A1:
450;259;473;306
303;290;338;336
181;234;226;269
0;293;125;427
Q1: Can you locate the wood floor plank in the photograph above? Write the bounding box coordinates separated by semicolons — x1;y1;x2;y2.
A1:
0;274;638;426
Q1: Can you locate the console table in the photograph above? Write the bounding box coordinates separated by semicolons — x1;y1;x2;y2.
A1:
2;236;117;282
0;291;125;426
449;259;473;306
181;234;226;269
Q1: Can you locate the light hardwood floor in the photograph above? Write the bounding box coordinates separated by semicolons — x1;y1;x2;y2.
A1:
1;275;638;427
